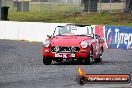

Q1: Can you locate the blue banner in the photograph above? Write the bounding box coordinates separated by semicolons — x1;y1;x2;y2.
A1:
105;26;132;50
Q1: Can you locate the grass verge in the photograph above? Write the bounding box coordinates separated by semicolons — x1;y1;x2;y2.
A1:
9;11;132;26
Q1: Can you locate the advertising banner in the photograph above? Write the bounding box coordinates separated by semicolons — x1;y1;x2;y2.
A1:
104;26;132;49
95;26;132;50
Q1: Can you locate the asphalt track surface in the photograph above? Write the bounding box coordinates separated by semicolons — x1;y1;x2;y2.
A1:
0;40;132;88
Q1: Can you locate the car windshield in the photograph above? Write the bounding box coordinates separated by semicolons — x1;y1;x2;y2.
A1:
54;25;92;36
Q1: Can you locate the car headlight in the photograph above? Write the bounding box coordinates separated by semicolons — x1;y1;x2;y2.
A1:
81;41;88;48
43;40;50;47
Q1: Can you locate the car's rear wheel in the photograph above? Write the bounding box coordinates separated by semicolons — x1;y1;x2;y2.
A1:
95;55;102;63
43;57;52;65
95;47;103;63
101;46;104;53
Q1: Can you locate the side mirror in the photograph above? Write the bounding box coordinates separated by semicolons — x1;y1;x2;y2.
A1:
47;35;52;39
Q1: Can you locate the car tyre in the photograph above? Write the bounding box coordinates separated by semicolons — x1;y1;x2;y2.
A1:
101;46;104;53
84;50;93;65
95;47;103;63
43;57;52;65
95;55;102;63
56;59;63;63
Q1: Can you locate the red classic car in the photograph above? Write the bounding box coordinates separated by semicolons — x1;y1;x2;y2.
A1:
42;24;104;65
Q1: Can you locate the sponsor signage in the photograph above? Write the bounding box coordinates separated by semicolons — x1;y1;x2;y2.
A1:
105;26;132;49
95;26;132;50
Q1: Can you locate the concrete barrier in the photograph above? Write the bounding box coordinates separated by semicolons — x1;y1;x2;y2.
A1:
0;21;68;42
1;21;131;49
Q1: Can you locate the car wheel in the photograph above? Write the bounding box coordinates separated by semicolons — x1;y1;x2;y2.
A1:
101;46;104;53
84;50;93;65
77;59;83;62
56;59;63;63
95;55;102;63
43;57;52;65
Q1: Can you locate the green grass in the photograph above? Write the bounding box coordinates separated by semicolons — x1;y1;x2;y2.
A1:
8;11;132;26
6;1;132;26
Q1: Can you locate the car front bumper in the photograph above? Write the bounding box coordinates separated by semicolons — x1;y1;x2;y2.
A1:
43;47;90;59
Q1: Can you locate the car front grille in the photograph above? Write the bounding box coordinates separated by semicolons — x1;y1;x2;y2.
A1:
51;46;80;53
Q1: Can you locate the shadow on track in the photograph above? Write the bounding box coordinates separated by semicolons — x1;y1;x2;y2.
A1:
52;61;102;65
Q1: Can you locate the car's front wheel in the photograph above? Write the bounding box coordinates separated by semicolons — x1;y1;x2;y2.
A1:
84;50;93;65
55;59;63;63
43;57;52;65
